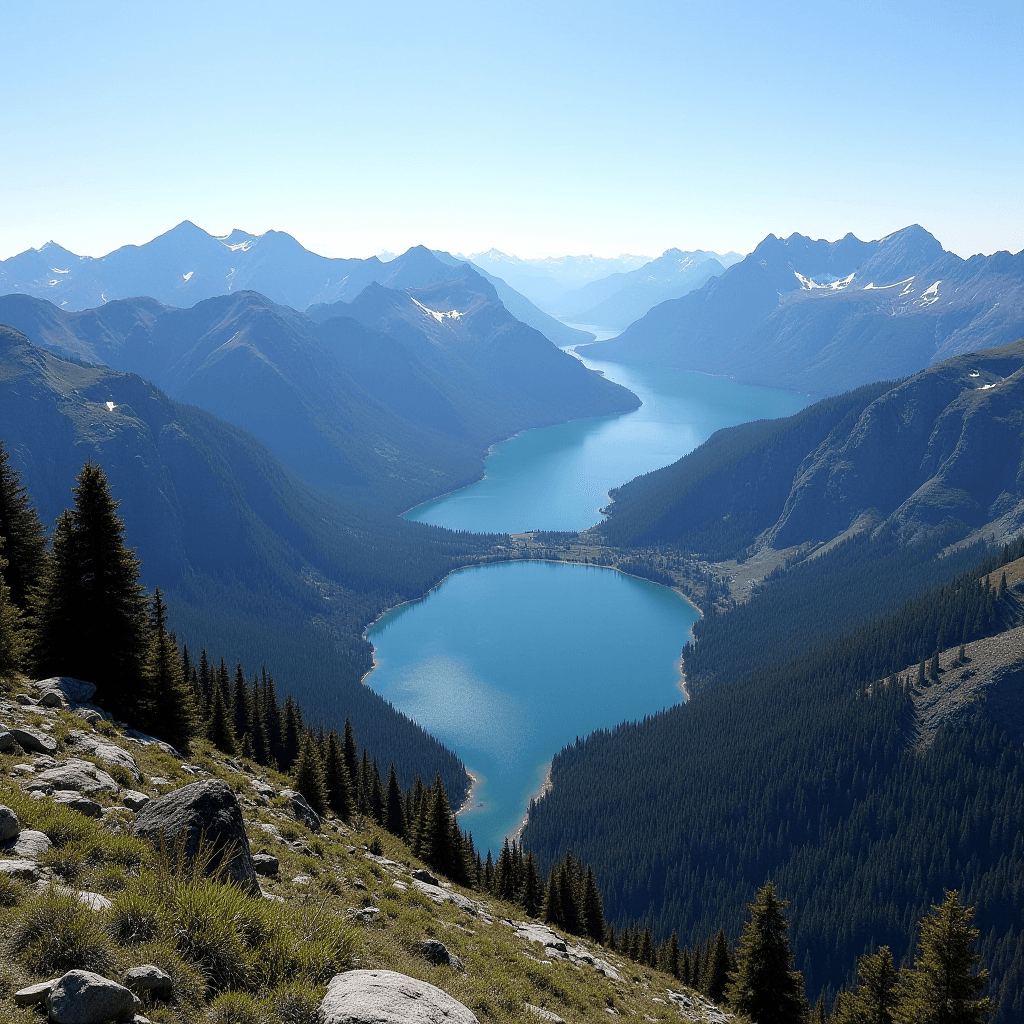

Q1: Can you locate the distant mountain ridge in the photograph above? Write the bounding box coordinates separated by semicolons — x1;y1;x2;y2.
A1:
550;249;732;330
580;225;1024;396
0;222;590;348
596;338;1024;559
0;252;638;510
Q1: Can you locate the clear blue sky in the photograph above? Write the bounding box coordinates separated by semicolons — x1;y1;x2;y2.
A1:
2;0;1021;260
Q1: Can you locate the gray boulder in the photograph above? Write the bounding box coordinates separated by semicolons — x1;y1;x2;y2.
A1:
420;938;464;970
53;791;103;817
36;677;97;703
47;970;139;1024
411;868;439;885
124;964;173;1000
321;970;479;1024
9;726;58;755
0;805;19;842
133;779;259;894
38;758;120;794
3;828;51;858
0;729;14;752
14;979;56;1006
252;852;279;876
37;689;66;708
279;788;321;831
122;790;150;811
68;731;141;781
0;858;41;881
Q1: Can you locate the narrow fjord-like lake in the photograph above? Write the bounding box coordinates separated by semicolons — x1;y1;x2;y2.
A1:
367;332;809;854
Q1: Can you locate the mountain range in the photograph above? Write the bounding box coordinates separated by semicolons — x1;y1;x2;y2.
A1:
0;251;637;510
0;222;592;349
549;249;733;330
0;324;486;797
580;225;1024;396
596;338;1024;559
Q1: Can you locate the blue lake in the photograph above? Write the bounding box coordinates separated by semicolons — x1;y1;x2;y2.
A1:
366;332;811;854
366;559;699;854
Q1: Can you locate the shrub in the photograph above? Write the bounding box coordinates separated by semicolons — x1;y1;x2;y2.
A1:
265;983;324;1024
12;886;112;975
0;872;25;907
171;880;253;992
109;886;161;945
92;864;130;893
206;990;266;1024
107;763;136;788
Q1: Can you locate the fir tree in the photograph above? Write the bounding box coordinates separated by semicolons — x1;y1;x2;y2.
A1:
293;732;328;818
893;891;991;1024
0;550;27;679
834;945;897;1024
496;839;516;902
582;866;606;943
33;462;149;718
385;762;406;837
198;649;213;715
369;759;385;824
0;439;48;610
483;850;495;893
520;851;543;917
280;696;302;771
343;718;359;783
704;927;731;1004
324;730;353;820
726;881;807;1023
665;930;681;979
143;588;196;749
207;674;237;754
232;663;252;743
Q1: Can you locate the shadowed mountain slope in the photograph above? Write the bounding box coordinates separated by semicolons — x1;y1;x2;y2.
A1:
595;339;1024;559
0;325;489;797
580;226;1024;397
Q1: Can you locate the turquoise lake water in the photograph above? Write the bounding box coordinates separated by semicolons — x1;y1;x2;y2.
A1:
366;330;811;854
366;560;699;854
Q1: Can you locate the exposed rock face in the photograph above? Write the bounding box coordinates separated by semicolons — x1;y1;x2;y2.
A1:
279;788;321;831
0;729;14;752
0;859;41;880
47;970;139;1024
36;677;97;703
122;790;150;812
413;878;479;915
9;726;58;755
133;779;259;894
420;938;464;970
68;731;141;781
411;868;439;885
320;969;479;1024
252;852;279;876
53;791;102;817
38;759;120;794
14;978;56;1006
124;964;173;1000
0;805;20;842
3;829;52;858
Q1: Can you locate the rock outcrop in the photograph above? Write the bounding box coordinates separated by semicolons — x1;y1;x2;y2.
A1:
320;969;479;1024
46;970;140;1024
133;779;259;894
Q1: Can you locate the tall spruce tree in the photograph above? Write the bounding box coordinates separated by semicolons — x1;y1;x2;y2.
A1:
704;927;731;1004
582;866;606;943
726;881;808;1024
0;439;48;610
207;675;237;754
520;851;543;917
834;945;897;1024
343;718;359;783
232;664;252;744
324;730;353;820
143;588;196;748
893;891;991;1024
0;550;27;679
293;732;328;818
33;462;149;718
385;763;406;837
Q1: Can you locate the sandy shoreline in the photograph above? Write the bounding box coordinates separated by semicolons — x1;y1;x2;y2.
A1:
512;759;554;845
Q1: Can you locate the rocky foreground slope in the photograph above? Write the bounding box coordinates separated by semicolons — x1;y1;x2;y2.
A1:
0;676;735;1024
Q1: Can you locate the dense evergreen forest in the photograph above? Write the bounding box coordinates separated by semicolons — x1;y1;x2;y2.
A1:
523;533;1024;1021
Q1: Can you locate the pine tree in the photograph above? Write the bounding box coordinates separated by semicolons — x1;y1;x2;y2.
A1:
293;732;328;818
582;866;606;943
385;762;406;837
143;589;196;749
666;930;681;978
0;551;27;679
704;927;731;1004
893;891;992;1024
543;863;562;927
369;759;385;824
33;462;149;718
726;881;807;1023
0;439;48;610
207;674;237;754
496;839;516;902
232;663;251;744
520;851;543;917
198;649;213;715
343;718;359;784
834;945;897;1024
419;776;459;879
483;851;495;893
324;730;353;820
280;696;302;771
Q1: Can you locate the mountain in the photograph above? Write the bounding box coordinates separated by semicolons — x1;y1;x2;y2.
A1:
550;249;730;330
579;226;1024;397
429;249;593;348
596;339;1024;559
0;325;495;796
0;257;638;510
465;249;655;307
0;223;585;348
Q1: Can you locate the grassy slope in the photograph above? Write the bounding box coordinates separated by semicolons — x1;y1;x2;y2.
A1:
0;678;739;1024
